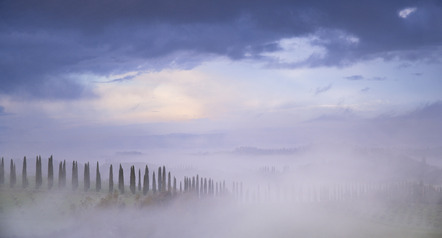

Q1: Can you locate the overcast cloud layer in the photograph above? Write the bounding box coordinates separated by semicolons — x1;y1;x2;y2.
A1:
1;0;442;159
1;0;442;99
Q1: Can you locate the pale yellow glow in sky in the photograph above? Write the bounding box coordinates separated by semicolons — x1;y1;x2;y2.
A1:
93;69;239;123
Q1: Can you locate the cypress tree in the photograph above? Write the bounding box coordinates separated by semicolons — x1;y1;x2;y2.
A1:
143;165;149;195
0;157;4;185
152;172;156;193
58;161;63;188
36;156;42;189
168;172;171;192
189;177;192;192
173;177;177;195
118;164;124;194
130;165;135;194
162;166;166;192
109;164;113;193
96;162;101;192
84;162;90;192
201;177;204;195
196;174;199;196
62;160;66;187
72;161;78;190
10;159;16;188
138;169;141;192
22;156;28;188
48;156;53;189
158;167;162;192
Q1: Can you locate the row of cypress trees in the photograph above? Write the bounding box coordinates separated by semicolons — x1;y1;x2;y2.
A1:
0;156;222;199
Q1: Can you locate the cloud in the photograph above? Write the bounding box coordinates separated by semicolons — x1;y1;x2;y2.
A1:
1;0;441;99
398;7;417;18
102;73;142;84
345;75;364;80
360;87;370;93
370;76;386;81
115;151;143;156
314;84;332;95
344;75;386;81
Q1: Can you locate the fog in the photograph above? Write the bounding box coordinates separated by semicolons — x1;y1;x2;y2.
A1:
1;0;442;236
1;100;442;238
2;144;442;238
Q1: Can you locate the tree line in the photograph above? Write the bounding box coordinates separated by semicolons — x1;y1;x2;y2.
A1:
0;156;225;198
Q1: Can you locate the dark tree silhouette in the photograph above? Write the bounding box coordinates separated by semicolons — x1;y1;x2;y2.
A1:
0;157;4;185
162;166;166;192
36;156;42;189
201;177;204;195
152;172;157;194
84;162;90;192
62;160;66;187
130;165;136;194
48;156;53;189
109;164;113;193
138;169;141;192
173;176;177;195
118;164;124;194
143;165;149;195
22;156;28;188
158;167;162;192
168;172;171;192
10;159;16;188
58;161;63;188
72;161;78;190
196;174;199;196
96;162;101;192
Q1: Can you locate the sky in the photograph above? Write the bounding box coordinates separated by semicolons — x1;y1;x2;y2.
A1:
1;0;442;160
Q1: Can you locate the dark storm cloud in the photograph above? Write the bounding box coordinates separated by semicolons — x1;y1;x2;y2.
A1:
1;0;441;99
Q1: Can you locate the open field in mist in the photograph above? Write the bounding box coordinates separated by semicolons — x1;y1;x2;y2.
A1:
2;146;442;238
2;188;442;238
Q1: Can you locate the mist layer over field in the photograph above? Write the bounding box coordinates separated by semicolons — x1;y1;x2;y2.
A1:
2;146;442;238
3;194;440;238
